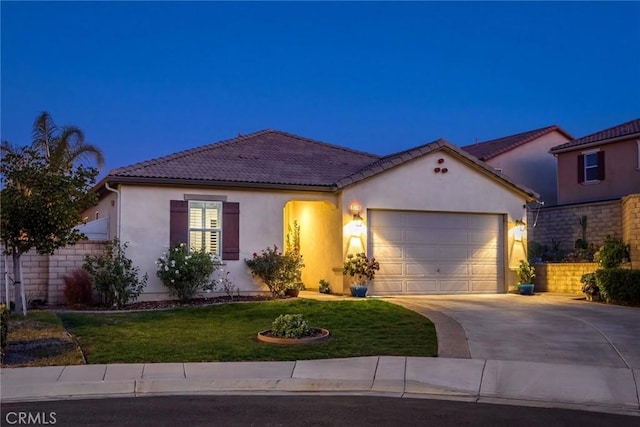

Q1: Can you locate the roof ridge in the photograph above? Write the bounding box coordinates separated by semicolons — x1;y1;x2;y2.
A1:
267;129;380;158
550;117;640;152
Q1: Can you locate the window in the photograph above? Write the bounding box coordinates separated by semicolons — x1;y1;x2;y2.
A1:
188;201;222;255
578;150;605;183
170;200;240;260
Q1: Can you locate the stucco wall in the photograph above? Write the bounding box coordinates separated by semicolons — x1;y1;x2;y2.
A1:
118;185;339;301
485;130;570;206
341;150;529;294
527;199;622;255
533;262;599;294
556;139;640;204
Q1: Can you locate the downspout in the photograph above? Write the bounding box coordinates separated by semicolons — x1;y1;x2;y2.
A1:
104;182;121;240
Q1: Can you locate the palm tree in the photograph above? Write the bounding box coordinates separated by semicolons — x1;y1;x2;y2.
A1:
31;112;105;171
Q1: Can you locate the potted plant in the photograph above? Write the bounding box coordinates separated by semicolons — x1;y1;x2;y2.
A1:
343;252;380;297
580;272;599;301
516;259;536;295
284;281;305;297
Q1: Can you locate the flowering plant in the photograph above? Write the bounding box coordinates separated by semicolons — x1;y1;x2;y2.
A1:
245;245;304;298
156;244;220;301
343;252;380;286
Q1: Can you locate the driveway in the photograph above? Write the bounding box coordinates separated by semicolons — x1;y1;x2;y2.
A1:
385;294;640;369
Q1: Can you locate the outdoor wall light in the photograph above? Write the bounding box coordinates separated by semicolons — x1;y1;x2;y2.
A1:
516;219;526;232
353;213;363;227
349;202;362;215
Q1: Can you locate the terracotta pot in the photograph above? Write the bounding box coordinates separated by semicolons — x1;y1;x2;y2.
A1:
284;288;300;297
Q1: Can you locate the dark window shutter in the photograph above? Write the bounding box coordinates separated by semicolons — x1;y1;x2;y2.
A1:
222;202;240;260
169;200;188;247
577;154;585;183
597;151;605;181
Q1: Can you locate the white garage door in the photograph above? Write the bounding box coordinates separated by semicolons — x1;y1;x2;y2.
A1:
369;210;504;294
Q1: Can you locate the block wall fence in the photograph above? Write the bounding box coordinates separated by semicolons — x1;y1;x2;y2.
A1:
0;241;108;306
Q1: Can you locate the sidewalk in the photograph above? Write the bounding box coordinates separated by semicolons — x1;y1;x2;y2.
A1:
2;356;639;416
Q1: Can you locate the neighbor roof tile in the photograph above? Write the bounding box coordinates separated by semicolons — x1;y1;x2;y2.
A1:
550;118;640;152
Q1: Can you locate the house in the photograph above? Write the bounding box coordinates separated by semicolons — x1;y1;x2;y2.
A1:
87;130;537;300
461;125;573;206
549;117;640;205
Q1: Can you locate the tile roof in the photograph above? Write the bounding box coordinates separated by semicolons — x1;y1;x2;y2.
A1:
108;130;380;188
104;129;537;200
461;125;573;160
550;117;640;153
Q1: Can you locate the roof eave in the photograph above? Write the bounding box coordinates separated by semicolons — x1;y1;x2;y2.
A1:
99;175;337;193
550;132;640;154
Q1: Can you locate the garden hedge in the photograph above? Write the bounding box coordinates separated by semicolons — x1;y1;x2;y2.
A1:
595;269;640;305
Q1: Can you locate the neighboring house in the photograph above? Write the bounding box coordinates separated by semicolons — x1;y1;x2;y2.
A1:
86;130;537;300
461;125;573;206
549;117;640;205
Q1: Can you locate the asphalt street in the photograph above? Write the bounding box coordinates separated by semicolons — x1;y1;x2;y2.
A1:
1;395;637;427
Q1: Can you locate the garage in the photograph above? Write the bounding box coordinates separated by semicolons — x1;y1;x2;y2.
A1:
369;210;504;295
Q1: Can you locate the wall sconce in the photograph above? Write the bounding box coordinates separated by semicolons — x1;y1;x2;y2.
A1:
514;219;526;242
353;212;363;227
349;203;362;215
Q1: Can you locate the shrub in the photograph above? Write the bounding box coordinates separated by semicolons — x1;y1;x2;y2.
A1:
83;239;148;308
270;314;311;338
594;236;630;269
516;259;535;284
595;269;640;305
156;244;219;301
319;279;331;294
343;253;380;285
0;303;7;363
63;269;94;306
245;245;304;298
580;272;598;299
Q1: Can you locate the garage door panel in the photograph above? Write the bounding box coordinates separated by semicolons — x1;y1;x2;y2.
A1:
472;264;500;276
374;279;403;294
406;263;438;276
404;246;438;261
438;247;468;261
379;262;403;275
371;228;403;244
472;281;501;292
438;263;469;276
440;280;470;292
374;246;403;259
406;280;438;293
370;211;398;226
468;215;500;230
469;232;499;246
471;248;499;260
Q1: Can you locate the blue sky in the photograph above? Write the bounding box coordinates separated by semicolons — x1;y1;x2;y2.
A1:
2;1;639;177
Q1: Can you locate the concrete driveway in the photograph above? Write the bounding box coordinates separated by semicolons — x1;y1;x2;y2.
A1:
386;294;640;369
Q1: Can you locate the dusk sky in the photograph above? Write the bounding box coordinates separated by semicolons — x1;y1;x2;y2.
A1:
2;1;639;178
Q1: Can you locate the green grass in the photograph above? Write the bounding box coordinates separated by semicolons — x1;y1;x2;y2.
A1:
60;299;437;364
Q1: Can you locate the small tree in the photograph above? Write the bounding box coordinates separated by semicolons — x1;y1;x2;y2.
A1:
83;240;147;308
245;245;302;298
1;147;97;314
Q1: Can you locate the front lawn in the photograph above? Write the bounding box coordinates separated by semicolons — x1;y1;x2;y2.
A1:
60;299;437;363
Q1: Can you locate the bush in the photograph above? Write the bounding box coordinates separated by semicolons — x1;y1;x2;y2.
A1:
83;239;148;308
270;314;311;338
63;269;94;306
580;272;598;299
595;269;640;305
594;236;630;269
516;259;535;284
319;279;331;294
245;245;304;298
343;253;380;285
156;244;219;301
0;303;7;363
